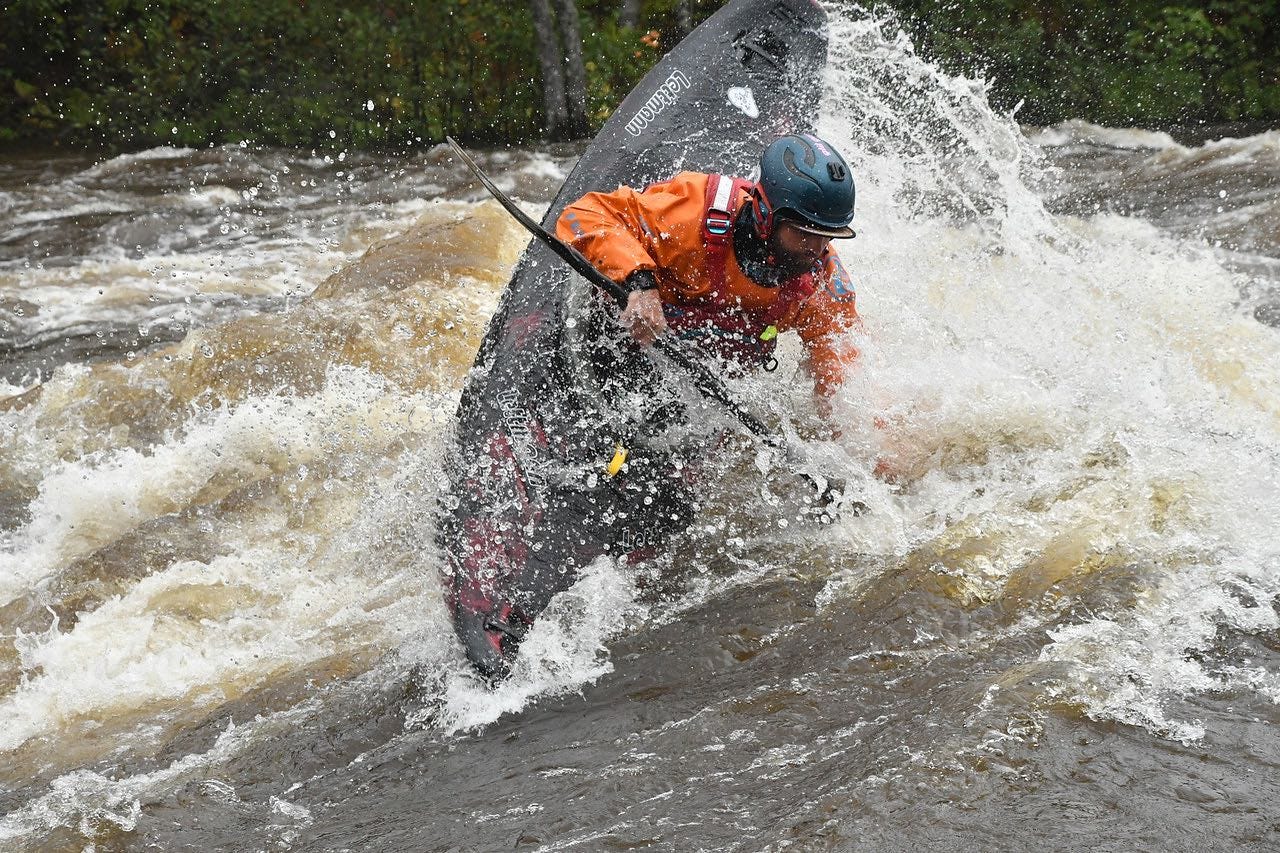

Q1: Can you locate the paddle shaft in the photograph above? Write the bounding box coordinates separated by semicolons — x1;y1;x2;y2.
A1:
445;137;786;452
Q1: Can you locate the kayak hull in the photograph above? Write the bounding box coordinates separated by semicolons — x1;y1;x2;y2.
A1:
439;0;830;680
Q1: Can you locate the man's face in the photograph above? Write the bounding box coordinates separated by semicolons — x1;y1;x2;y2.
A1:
770;220;830;278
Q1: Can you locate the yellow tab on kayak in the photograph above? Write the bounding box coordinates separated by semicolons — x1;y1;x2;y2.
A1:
606;443;628;477
760;325;778;341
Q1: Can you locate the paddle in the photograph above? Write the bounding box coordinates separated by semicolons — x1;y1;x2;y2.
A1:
445;136;853;514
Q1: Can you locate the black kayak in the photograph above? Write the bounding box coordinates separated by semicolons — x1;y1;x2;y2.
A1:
439;0;829;680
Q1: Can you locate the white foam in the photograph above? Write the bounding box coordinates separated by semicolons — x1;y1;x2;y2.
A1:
181;185;242;208
0;365;447;606
12;200;135;225
816;11;1280;741
424;559;645;733
0;707;316;845
0;393;455;797
79;146;198;178
1027;119;1186;151
518;152;572;182
1170;129;1280;170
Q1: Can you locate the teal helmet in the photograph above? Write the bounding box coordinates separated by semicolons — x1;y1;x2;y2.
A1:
750;134;855;239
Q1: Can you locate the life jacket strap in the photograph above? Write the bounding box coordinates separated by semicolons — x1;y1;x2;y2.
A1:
702;173;753;294
706;174;735;234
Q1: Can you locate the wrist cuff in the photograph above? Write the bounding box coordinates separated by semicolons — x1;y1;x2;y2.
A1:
626;270;658;292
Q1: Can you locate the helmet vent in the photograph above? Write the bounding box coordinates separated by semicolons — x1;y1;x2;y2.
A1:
781;148;821;187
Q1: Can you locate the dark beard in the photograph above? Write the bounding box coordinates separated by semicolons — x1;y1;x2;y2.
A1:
732;209;816;286
768;243;818;280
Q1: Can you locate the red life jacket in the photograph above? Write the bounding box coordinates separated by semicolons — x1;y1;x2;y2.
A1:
660;173;818;371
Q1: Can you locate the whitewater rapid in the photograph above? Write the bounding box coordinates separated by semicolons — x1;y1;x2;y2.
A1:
1;5;1278;850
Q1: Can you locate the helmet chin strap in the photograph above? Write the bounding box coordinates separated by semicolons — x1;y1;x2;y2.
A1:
750;185;776;242
735;205;779;286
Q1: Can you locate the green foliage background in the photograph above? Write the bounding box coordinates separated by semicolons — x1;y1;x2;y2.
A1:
0;0;713;150
2;0;1279;151
884;0;1280;126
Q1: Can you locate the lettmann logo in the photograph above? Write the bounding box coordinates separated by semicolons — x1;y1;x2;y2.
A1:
624;70;692;137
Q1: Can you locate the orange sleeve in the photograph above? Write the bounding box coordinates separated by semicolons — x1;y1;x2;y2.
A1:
554;174;705;286
793;249;862;397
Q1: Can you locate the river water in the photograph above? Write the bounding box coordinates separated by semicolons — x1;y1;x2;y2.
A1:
2;7;1279;852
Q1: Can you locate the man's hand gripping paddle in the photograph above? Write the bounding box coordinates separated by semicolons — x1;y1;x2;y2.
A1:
445;137;859;518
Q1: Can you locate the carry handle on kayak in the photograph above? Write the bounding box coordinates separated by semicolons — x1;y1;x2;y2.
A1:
445;137;855;513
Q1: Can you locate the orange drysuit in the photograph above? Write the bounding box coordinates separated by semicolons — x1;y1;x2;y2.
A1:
556;171;859;397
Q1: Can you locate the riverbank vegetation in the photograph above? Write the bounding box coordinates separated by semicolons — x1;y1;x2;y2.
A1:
890;0;1280;128
0;0;694;150
3;0;1279;151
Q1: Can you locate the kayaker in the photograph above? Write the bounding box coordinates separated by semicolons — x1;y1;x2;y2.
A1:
556;133;860;420
449;134;864;682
